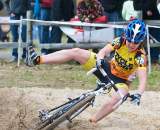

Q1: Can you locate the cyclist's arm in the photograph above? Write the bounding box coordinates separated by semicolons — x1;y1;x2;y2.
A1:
136;67;147;95
97;43;113;59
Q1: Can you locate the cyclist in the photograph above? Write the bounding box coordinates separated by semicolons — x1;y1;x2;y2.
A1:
26;19;147;124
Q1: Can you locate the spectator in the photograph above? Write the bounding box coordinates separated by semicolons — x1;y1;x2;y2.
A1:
50;0;75;48
99;0;125;37
69;0;107;49
134;0;160;64
122;0;140;21
0;19;10;42
76;0;104;23
36;0;54;55
0;1;6;42
157;0;160;14
32;0;40;19
0;1;4;10
5;0;31;62
30;0;40;44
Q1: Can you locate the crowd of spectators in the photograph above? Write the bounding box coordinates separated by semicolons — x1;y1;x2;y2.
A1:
0;0;159;63
133;0;160;64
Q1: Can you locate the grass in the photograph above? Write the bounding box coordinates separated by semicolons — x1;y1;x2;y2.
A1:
130;65;160;91
0;61;159;91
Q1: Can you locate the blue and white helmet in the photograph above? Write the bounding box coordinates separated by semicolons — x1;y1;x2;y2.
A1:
125;19;146;44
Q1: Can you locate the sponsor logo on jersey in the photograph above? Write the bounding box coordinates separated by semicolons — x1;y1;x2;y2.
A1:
114;52;133;70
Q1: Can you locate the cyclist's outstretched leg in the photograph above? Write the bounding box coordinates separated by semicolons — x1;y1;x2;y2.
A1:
89;84;129;124
26;45;92;66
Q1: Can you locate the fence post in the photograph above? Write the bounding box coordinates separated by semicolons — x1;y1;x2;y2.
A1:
24;11;33;66
146;25;151;74
17;16;23;67
26;10;32;50
26;11;32;44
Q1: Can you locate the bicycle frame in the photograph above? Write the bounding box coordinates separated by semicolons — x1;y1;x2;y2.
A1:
87;67;131;109
35;67;131;130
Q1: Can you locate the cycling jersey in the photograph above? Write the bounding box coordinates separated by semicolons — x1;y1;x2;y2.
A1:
109;37;147;80
82;36;147;81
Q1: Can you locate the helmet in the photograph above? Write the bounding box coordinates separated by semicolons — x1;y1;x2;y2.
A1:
125;19;146;44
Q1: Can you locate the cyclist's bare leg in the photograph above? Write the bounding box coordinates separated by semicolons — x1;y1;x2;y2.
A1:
40;48;90;65
89;88;128;124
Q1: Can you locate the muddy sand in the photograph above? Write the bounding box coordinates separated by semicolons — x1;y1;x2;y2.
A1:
0;87;160;130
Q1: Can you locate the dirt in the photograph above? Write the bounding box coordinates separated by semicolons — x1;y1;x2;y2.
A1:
0;87;160;130
0;51;160;130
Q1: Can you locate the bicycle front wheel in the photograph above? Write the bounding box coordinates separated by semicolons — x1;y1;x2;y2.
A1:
45;94;95;130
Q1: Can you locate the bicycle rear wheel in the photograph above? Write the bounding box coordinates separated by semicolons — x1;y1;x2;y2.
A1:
44;94;95;130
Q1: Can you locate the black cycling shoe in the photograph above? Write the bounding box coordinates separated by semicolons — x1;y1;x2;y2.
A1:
26;45;40;66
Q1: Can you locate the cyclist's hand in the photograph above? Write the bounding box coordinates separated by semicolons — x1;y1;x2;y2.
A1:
96;59;104;68
130;93;141;106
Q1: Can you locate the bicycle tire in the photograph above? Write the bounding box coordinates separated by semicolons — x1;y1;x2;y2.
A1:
34;98;82;130
44;94;95;130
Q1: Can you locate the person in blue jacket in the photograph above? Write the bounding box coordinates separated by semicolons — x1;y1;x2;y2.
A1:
5;0;31;62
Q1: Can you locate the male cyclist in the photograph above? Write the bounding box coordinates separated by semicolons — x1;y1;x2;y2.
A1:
26;19;147;124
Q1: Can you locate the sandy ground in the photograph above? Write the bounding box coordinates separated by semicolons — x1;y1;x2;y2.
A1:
0;87;160;130
0;50;160;130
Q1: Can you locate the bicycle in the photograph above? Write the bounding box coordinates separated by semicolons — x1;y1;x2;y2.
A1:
34;67;132;130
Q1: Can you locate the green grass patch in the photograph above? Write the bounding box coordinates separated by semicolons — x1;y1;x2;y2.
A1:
0;61;159;91
131;65;160;91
